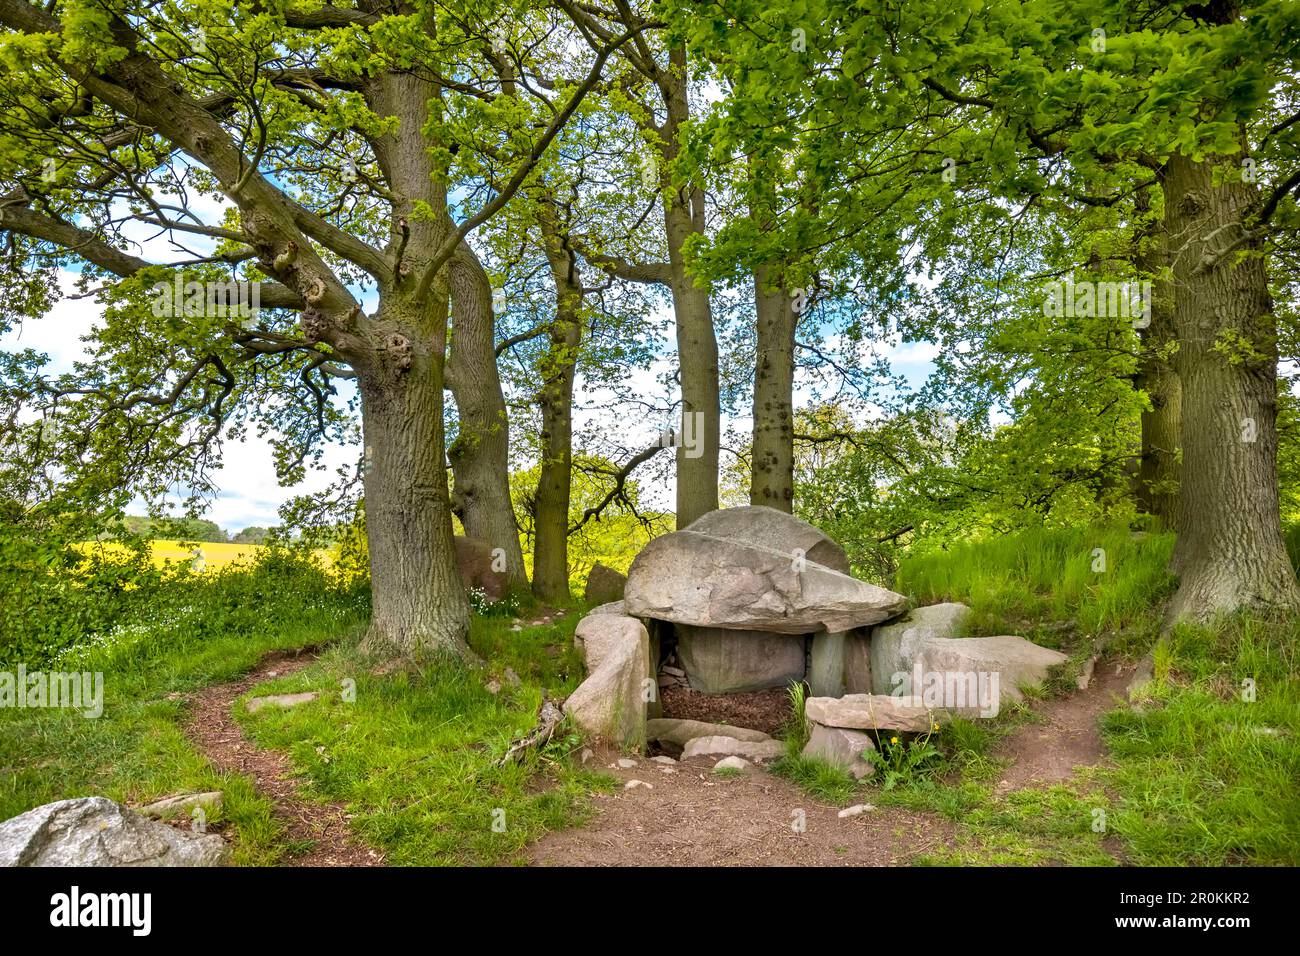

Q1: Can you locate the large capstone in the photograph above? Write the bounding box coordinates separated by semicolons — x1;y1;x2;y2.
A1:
624;530;908;634
685;506;851;574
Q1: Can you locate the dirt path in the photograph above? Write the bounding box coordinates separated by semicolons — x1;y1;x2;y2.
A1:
183;648;383;867
992;660;1133;794
182;647;1130;867
530;663;1136;866
528;748;954;866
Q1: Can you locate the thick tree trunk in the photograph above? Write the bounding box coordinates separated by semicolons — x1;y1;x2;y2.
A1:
1136;356;1181;528
652;44;720;529
1132;192;1182;529
1162;151;1300;621
751;263;796;511
532;211;583;602
664;200;721;528
357;307;472;659
446;242;528;586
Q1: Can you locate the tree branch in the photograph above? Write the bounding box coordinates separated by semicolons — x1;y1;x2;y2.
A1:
414;21;652;298
569;439;667;534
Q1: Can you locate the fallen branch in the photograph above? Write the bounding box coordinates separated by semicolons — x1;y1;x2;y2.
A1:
496;699;565;767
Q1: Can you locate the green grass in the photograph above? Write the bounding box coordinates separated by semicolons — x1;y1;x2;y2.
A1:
908;781;1120;866
1098;615;1300;865
778;525;1300;866
6;523;1298;867
0;588;365;865
0;557;605;866
896;523;1175;634
769;754;860;803
234;613;608;865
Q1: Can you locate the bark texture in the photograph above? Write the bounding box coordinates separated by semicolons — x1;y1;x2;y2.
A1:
532;205;584;601
356;303;471;658
751;262;796;511
446;242;528;586
355;67;474;658
1162;151;1300;621
1133;190;1182;530
656;44;720;528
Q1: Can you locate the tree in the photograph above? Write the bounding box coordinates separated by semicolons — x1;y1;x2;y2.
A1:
674;0;1300;621
1131;188;1182;529
556;1;721;526
0;1;641;657
232;526;271;545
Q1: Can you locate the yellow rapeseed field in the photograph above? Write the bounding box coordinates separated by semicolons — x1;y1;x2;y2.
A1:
75;540;335;572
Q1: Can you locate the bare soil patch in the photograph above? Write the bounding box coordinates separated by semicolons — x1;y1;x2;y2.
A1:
527;746;953;866
992;660;1133;794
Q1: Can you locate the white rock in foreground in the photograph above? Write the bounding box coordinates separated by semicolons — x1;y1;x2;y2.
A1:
0;797;231;867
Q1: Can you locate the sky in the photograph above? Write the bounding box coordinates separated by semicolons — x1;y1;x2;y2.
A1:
1;272;940;533
0;157;945;533
0;269;357;532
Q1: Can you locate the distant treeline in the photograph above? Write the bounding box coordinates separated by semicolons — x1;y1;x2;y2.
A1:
107;516;273;544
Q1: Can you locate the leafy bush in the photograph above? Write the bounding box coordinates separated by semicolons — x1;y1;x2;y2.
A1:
0;508;364;669
0;506;163;666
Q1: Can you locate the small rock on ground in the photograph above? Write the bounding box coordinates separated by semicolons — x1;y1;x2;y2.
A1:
138;791;223;820
713;756;751;773
245;691;318;713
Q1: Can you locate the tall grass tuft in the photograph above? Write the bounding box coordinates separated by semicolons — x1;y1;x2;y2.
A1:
895;524;1175;633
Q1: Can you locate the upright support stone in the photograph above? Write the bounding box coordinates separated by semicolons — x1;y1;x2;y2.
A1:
809;631;846;697
647;622;663;720
564;611;652;747
843;628;873;694
676;625;805;694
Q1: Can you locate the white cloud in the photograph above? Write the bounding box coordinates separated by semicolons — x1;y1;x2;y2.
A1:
1;271;354;534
